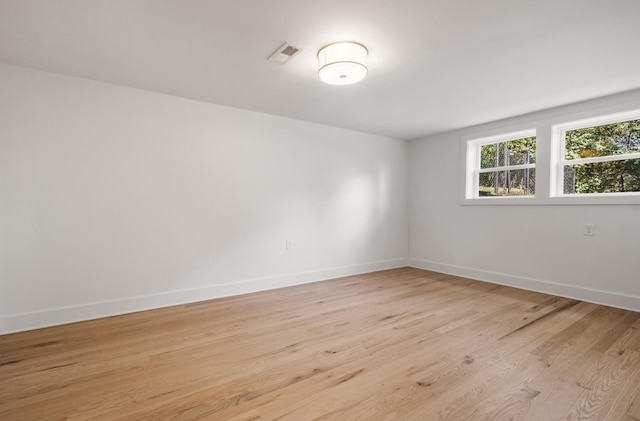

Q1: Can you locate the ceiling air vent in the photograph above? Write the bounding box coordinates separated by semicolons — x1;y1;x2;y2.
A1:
268;42;303;65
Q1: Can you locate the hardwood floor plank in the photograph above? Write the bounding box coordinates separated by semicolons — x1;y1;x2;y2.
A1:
565;350;640;420
628;389;640;419
0;267;638;420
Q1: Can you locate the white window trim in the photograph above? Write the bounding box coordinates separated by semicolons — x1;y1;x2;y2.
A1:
478;163;536;173
463;128;537;204
550;109;640;204
462;108;640;206
561;153;640;166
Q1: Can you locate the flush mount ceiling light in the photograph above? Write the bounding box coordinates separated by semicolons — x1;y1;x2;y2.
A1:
317;41;368;85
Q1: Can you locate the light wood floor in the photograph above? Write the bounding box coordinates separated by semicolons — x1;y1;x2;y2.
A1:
1;268;640;420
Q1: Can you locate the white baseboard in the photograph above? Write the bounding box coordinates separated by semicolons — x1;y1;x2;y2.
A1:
408;258;640;312
0;258;408;335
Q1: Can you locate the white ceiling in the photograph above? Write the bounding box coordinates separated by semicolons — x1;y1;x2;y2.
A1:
1;0;639;140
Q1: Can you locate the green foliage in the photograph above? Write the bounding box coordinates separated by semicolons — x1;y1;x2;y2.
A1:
565;119;640;193
480;137;536;169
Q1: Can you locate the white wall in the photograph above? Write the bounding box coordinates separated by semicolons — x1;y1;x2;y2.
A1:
3;61;638;336
0;63;408;334
409;89;640;311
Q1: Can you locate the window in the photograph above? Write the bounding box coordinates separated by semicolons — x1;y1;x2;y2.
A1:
552;110;640;197
463;107;640;205
465;130;536;199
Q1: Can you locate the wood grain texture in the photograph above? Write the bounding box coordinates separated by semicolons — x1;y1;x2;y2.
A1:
1;267;639;420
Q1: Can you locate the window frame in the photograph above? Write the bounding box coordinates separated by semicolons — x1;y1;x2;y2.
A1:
464;128;537;202
461;107;640;206
550;109;640;200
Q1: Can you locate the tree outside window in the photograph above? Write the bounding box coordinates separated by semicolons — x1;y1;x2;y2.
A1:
563;119;640;194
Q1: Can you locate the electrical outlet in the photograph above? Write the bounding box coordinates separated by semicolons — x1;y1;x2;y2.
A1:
583;223;595;236
286;240;293;250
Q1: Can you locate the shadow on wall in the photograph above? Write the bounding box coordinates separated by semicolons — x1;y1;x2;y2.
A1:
184;164;395;288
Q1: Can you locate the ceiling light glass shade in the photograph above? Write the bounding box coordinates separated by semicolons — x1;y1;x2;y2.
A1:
317;41;368;85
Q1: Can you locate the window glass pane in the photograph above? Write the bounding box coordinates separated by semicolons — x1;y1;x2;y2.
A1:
480;137;536;169
565;119;640;160
480;143;499;169
563;159;640;194
479;169;535;196
507;137;536;165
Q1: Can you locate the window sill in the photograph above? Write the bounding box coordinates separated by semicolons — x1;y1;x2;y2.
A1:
462;194;640;205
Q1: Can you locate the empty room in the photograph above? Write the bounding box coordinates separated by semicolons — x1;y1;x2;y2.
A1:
2;1;640;420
